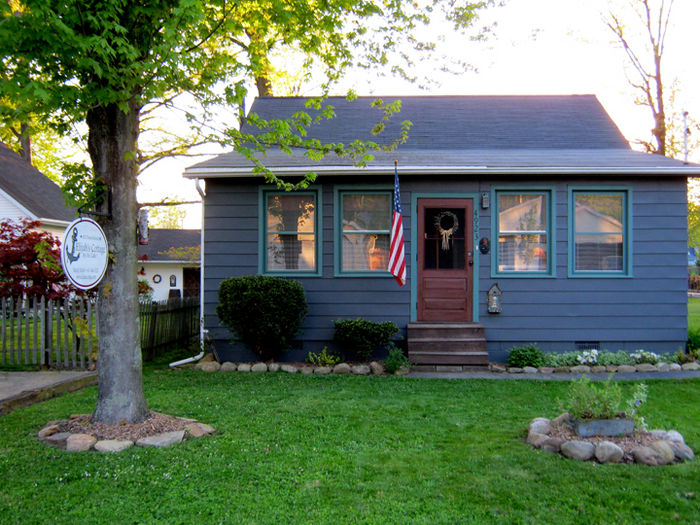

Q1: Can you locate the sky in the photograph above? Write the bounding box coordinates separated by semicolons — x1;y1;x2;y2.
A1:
137;0;700;228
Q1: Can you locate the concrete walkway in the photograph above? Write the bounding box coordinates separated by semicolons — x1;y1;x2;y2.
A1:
0;370;97;416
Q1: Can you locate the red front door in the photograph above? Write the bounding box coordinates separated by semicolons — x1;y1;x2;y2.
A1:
417;198;474;321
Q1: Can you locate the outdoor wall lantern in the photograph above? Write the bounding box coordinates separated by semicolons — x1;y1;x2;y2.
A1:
481;192;490;209
487;283;502;314
169;275;177;287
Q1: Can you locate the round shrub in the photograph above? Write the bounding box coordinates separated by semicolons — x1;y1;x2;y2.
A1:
506;343;545;368
333;318;399;361
216;275;308;360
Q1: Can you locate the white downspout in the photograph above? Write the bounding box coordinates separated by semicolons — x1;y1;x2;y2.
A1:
170;178;207;368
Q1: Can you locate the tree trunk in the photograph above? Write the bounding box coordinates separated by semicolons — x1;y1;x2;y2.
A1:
19;123;32;165
87;99;150;424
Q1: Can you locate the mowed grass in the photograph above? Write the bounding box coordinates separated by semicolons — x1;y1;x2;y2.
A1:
689;297;700;331
1;371;700;524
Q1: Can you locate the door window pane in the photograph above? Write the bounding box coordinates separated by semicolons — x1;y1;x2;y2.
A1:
423;207;466;270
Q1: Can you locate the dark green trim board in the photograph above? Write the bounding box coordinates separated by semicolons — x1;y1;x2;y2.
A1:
258;186;323;276
490;186;556;278
567;186;633;278
410;192;480;323
333;185;393;277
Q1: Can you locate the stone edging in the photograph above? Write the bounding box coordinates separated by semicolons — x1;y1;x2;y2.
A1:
491;362;700;374
37;418;216;452
527;414;695;466
194;360;408;376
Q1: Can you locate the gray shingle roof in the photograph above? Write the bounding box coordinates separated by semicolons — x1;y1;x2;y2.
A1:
137;229;201;262
0;143;75;223
186;95;700;176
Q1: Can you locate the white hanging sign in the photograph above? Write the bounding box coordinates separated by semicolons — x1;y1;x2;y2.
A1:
60;217;109;290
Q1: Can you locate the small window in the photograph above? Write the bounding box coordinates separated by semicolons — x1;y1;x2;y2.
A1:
571;190;630;276
495;190;553;275
263;191;317;273
339;191;392;273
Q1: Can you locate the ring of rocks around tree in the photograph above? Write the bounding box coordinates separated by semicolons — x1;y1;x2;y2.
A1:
527;413;695;465
37;412;216;452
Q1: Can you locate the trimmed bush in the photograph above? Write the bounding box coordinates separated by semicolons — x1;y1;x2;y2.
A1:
333;318;399;361
216;275;308;360
506;343;545;368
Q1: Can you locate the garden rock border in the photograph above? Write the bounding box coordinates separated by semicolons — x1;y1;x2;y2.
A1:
527;414;695;466
491;362;700;374
194;360;390;375
37;417;216;453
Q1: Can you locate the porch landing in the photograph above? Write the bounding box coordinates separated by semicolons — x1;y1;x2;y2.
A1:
407;323;489;366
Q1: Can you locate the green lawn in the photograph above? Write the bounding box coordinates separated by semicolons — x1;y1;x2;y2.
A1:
1;371;699;524
689;297;700;331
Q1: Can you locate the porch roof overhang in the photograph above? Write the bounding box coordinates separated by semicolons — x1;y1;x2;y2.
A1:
184;148;700;179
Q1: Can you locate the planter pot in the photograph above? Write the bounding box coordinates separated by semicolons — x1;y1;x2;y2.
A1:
572;418;634;437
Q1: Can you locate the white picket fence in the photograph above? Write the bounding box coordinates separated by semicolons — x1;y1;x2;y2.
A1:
0;296;97;369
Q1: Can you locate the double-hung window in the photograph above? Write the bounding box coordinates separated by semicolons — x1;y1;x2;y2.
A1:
570;189;630;276
337;190;392;275
262;190;319;274
494;189;554;276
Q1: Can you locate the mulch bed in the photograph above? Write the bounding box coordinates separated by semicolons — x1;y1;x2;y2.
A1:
48;412;193;441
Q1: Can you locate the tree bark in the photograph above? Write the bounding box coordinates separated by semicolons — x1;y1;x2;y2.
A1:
87;99;150;424
18;123;32;165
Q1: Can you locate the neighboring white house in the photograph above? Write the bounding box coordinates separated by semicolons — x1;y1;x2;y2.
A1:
137;228;201;302
0;143;75;235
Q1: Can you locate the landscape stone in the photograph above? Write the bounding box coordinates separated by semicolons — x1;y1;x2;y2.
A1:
38;424;60;438
66;433;97;452
553;366;570;373
631;446;662;466
668;363;682;371
649;430;668;440
314;366;331;375
617;365;636;373
185;422;215;438
251;362;268;373
219;361;237;372
551;412;571;426
666;430;684;443
268;363;280;372
657;362;671;371
561;440;595;461
300;367;314;375
540;438;564;453
136;430;185;448
507;367;524;374
570;365;591;374
668;441;695;461
369;361;385;375
280;364;298;374
395;365;410;376
595;441;624;463
94;440;134;453
333;363;351;374
199;361;221;372
522;366;538;374
237;363;252;372
527;432;549;448
351;364;371;375
605;366;619;373
489;363;507;373
42;432;71;449
681;361;700;371
649;440;676;465
538;367;554;374
591;366;607;373
636;363;658;372
529;418;553;435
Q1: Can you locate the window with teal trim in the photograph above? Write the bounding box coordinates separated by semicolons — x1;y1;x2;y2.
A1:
340;191;391;272
264;192;316;272
572;190;627;273
496;191;551;274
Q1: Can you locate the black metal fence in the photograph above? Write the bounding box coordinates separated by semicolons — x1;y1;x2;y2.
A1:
139;297;200;361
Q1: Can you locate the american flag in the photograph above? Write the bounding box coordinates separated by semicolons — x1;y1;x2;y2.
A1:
388;161;406;286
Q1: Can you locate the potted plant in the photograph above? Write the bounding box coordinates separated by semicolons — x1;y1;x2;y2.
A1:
562;375;646;437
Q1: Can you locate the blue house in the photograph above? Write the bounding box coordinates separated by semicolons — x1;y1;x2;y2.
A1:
186;95;700;364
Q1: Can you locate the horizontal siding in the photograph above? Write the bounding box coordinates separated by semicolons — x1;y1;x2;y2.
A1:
201;175;689;360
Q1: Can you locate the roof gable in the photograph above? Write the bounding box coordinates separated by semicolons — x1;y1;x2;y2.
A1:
138;229;201;262
0;143;75;223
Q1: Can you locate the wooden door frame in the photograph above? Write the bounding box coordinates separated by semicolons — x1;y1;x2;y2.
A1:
410;192;480;323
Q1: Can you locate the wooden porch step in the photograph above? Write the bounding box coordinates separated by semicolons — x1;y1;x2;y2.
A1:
407;322;489;366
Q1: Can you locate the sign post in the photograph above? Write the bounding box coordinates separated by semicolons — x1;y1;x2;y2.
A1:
60;217;109;290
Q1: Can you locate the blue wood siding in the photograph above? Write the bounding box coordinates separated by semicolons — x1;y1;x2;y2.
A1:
201;176;688;362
